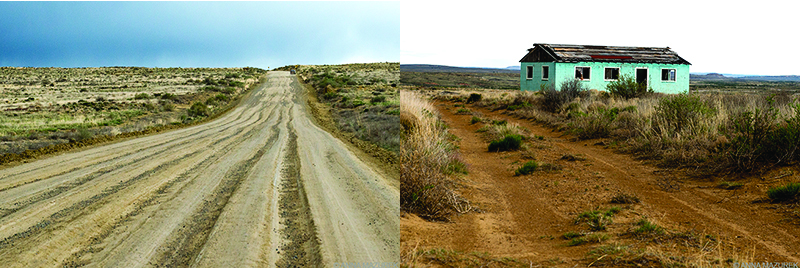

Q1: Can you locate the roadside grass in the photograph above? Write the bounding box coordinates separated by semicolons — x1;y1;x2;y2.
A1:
767;182;800;202
400;91;470;221
0;67;266;161
296;63;401;154
574;207;621;231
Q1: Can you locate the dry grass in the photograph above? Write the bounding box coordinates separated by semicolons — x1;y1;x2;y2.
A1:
401;91;470;221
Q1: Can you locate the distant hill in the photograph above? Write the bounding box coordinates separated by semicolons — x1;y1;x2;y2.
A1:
401;64;518;74
690;73;800;82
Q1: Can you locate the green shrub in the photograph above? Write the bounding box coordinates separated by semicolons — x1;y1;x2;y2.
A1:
767;182;800;202
488;134;522;152
606;75;651;99
563;231;583;240
371;95;387;104
134;93;150;100
470;116;481;124
515;161;538;175
187;102;209;117
466;93;482;103
323;92;339;100
540;79;586;113
633;219;664;236
161;92;177;101
455;108;471;114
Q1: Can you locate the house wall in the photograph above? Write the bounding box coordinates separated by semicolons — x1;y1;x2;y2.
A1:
520;62;555;91
521;61;689;94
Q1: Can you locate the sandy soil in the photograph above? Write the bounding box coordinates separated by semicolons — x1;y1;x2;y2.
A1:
401;100;800;266
0;71;398;267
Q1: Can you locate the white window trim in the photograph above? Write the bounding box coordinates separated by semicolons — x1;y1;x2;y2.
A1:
575;66;591;81
660;68;677;82
604;67;620;81
526;65;533;80
541;65;549;81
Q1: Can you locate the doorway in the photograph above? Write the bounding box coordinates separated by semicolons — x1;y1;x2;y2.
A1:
636;68;648;85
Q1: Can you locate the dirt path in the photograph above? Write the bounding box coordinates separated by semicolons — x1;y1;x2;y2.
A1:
0;71;398;267
402;100;800;266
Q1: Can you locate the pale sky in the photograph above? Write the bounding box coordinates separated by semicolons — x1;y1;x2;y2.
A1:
1;2;399;68
401;0;796;76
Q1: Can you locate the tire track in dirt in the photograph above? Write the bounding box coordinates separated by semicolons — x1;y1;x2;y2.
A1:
0;103;269;242
276;126;323;267
429;101;800;263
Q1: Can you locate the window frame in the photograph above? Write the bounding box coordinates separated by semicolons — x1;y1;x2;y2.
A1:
575;66;591;81
526;65;533;80
661;68;677;82
541;65;549;81
604;67;620;81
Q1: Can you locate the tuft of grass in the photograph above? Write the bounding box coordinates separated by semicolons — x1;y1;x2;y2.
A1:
134;93;150;100
515;161;538;176
455;108;471;114
470;116;481;124
610;193;641;204
767;182;800;202
567;233;608;246
488;134;522;152
563;231;584;240
466;93;482;103
633;218;664;236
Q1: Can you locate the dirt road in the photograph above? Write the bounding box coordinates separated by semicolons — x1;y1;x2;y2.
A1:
402;100;800;266
0;71;398;267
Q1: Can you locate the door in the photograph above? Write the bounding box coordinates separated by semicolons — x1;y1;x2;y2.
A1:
636;68;648;85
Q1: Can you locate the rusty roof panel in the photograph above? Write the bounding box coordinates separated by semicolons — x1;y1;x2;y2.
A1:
521;43;691;65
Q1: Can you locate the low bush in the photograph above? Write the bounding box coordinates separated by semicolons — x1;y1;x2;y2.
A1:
606;75;651;99
371;95;386;104
633;219;664;236
767;182;800;202
540;79;586;113
610;193;640;204
653;94;716;134
470;116;481;124
134;93;150;100
187;102;209;117
488;134;522;152
466;93;482;104
515;161;538;175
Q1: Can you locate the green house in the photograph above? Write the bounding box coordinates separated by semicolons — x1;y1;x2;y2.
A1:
520;44;691;94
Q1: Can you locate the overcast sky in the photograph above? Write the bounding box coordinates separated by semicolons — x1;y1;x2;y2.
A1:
0;1;399;69
402;0;796;76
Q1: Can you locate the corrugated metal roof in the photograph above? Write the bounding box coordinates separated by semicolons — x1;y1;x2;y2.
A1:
521;43;691;65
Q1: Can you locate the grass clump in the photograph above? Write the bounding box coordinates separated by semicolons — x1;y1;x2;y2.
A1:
633;218;664;236
514;161;538;176
567;233;609;246
466;93;482;104
134;93;150;100
488;134;522;152
540;79;586;113
575;208;620;231
470;116;481;124
455;108;471;114
610;193;641;204
187;102;209;118
401;91;469;221
767;182;800;202
606;74;651;99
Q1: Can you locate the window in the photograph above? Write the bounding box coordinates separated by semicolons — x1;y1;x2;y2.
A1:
541;66;549;80
604;67;620;80
526;66;533;79
661;69;676;81
575;67;590;80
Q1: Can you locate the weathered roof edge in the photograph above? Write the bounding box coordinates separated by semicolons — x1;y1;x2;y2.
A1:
520;43;691;65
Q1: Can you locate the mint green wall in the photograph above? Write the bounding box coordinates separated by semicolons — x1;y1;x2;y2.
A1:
521;62;689;94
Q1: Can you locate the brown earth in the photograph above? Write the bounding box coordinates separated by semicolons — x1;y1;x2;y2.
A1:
0;71;398;267
401;100;800;266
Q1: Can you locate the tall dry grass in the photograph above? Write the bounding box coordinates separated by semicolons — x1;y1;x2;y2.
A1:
451;89;800;172
401;91;470;221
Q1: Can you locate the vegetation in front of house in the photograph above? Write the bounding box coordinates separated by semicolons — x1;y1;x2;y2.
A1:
435;78;800;175
0;67;266;163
